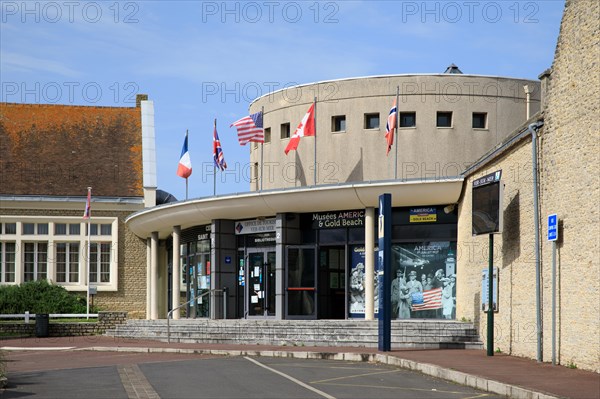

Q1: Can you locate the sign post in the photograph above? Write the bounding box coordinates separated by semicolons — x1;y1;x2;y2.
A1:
548;214;558;365
378;194;391;351
472;170;503;357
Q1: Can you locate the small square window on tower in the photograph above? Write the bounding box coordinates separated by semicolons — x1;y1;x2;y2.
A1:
472;112;488;129
400;112;416;128
364;113;380;129
436;111;453;128
332;115;346;132
280;123;290;139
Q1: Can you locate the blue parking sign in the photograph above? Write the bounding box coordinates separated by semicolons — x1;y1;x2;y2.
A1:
548;214;558;241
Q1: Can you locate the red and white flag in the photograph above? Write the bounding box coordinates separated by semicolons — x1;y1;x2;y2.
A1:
177;134;192;178
284;103;315;155
385;99;397;156
83;188;91;219
410;288;443;311
231;111;264;145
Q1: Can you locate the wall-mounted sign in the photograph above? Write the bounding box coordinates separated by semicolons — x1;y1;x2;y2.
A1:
235;218;276;235
472;170;504;235
312;210;364;229
409;207;437;223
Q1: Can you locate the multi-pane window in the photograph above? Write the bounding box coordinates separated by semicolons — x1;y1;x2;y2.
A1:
55;223;81;235
400;112;416;128
90;242;111;283
364;113;380;129
1;219;117;290
1;242;16;283
56;242;79;283
332;115;346;132
23;223;48;235
23;242;48;282
87;223;112;236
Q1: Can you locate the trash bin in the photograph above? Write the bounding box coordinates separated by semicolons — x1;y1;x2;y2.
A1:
35;314;49;338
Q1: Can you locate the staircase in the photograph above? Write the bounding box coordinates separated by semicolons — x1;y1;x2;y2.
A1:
105;319;482;349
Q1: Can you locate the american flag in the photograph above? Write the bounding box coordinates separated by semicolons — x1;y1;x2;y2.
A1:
231;112;264;145
213;124;227;171
385;99;397;155
410;288;443;311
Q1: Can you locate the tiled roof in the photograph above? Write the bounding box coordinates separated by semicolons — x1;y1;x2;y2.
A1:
0;102;143;197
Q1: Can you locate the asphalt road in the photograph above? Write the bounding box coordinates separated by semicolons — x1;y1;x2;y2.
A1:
2;350;504;399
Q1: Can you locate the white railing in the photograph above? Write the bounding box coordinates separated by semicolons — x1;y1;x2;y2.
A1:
0;313;99;323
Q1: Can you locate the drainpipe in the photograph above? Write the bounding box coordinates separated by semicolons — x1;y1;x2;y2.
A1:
528;121;544;362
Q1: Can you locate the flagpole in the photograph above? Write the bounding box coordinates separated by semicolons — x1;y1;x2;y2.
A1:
395;86;399;180
260;106;264;191
185;129;189;200
313;96;317;186
86;186;91;320
213;119;217;196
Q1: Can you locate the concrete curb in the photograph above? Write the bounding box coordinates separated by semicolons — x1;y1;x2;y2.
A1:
80;346;562;399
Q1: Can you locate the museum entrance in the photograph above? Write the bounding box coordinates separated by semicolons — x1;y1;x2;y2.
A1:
245;249;276;318
318;246;346;319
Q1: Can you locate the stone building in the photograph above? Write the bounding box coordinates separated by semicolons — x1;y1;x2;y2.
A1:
456;0;599;372
0;96;157;318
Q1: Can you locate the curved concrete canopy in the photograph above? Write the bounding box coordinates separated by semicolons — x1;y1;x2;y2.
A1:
126;178;464;239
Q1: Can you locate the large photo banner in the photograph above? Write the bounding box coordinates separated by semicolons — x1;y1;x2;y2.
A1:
390;242;456;320
349;245;379;318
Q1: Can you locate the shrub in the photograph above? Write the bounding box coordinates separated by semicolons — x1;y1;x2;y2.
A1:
0;280;96;314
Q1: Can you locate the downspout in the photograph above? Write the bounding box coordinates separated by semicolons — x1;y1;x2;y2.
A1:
528;120;544;362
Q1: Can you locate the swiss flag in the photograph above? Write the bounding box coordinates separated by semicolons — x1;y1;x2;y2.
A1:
284;103;315;155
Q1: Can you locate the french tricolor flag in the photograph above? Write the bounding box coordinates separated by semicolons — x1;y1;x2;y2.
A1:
177;134;192;178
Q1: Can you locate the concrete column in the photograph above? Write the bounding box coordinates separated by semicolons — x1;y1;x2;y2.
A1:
146;237;151;319
365;207;375;320
172;226;181;320
150;231;159;320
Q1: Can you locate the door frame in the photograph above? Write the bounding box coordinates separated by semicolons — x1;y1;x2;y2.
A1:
244;247;276;319
285;245;318;320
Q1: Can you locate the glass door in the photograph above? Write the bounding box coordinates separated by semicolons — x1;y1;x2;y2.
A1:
286;246;317;319
246;249;276;317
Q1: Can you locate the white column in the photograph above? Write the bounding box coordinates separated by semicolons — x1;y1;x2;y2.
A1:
365;207;375;320
172;226;181;320
146;238;151;319
150;232;159;320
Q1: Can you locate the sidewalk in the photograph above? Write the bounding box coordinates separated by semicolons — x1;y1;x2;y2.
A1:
1;336;598;399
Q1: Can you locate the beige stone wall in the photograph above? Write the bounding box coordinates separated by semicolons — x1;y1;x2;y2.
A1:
457;0;599;372
0;208;147;319
539;0;600;372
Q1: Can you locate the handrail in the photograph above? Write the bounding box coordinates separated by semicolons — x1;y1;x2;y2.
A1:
167;288;225;343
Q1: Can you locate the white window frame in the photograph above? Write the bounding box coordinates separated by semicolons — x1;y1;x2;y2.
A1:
23;241;48;282
0;216;119;291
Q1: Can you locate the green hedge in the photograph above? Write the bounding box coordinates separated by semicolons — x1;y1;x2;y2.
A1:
0;280;97;314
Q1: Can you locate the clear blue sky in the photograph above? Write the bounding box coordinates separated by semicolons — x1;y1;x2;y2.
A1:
1;0;565;200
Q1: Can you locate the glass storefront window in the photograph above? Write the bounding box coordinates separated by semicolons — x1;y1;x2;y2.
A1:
390;242;456;320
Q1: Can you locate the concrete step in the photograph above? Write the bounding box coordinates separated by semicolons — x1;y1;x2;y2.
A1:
105;319;482;350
